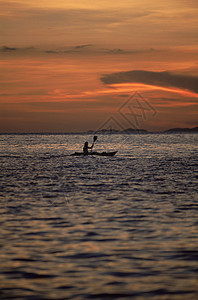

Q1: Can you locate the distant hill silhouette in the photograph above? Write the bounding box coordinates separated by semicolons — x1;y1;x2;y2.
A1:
1;126;197;135
163;126;198;133
92;126;198;134
90;128;148;134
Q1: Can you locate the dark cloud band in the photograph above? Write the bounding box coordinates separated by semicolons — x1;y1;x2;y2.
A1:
101;70;198;94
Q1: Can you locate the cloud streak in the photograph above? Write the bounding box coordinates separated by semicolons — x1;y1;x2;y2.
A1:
101;70;198;94
1;44;156;56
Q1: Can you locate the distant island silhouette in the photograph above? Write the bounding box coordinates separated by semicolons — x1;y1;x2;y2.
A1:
1;126;198;135
88;126;198;134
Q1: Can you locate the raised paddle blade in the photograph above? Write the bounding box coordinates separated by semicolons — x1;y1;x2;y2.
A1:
93;136;97;142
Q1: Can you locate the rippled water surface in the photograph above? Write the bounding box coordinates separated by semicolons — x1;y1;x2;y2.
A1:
0;134;198;299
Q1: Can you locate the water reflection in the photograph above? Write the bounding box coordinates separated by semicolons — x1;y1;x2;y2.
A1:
0;134;198;299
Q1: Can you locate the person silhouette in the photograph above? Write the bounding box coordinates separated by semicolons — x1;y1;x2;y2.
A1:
83;136;97;155
83;141;93;155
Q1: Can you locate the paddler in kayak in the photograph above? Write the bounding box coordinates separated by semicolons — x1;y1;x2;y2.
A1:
83;141;93;155
83;136;97;155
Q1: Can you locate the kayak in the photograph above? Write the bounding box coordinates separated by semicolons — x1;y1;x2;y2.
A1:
71;151;117;157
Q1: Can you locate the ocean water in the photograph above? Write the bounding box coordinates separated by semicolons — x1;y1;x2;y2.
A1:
0;133;198;300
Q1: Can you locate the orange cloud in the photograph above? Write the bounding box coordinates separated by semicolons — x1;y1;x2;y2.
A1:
101;70;198;94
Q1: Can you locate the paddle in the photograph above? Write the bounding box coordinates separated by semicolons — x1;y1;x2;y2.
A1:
91;135;97;151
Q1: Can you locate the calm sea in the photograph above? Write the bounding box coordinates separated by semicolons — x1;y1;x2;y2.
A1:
0;134;198;300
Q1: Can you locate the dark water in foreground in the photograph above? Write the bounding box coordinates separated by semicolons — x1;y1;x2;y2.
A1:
0;134;198;300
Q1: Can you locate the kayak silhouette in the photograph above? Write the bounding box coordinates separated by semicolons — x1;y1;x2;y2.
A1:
70;136;117;156
70;151;117;156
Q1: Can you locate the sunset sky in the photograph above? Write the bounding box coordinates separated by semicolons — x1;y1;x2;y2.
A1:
0;0;198;132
